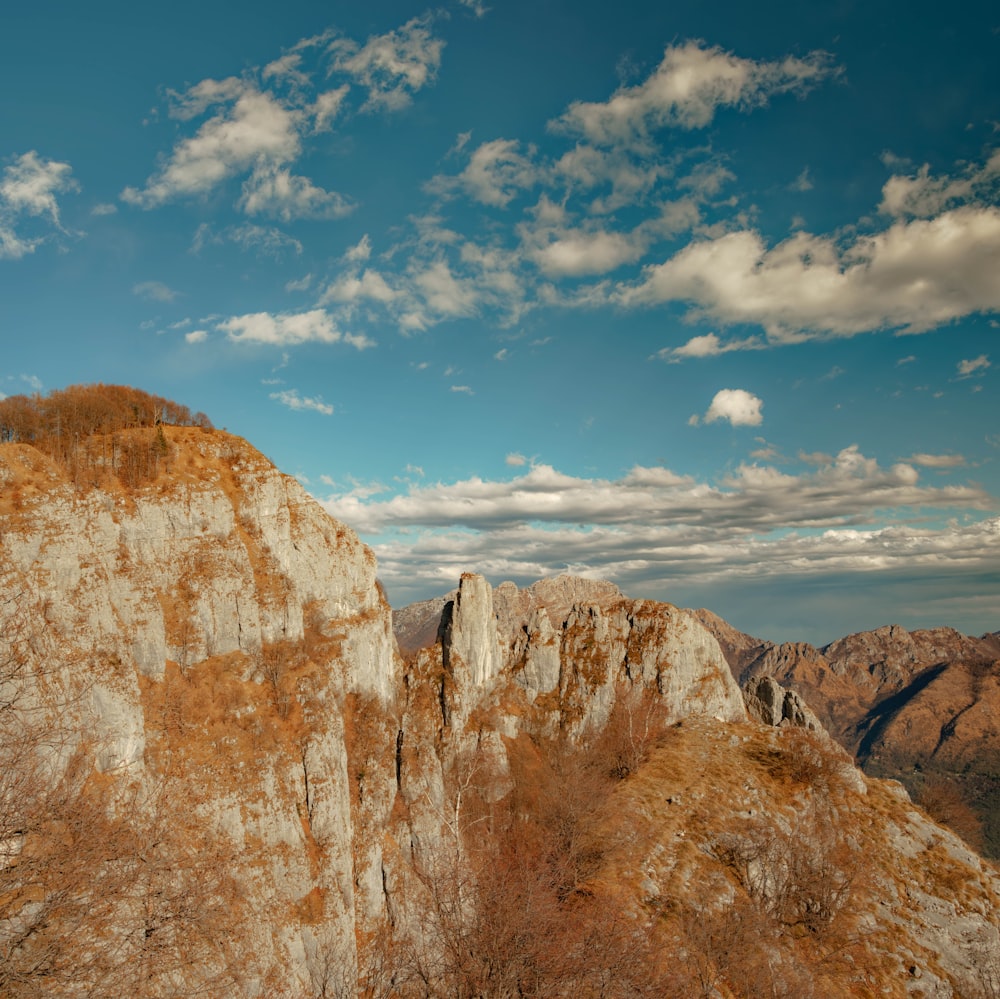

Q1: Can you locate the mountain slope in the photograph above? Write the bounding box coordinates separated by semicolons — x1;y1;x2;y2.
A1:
690;608;1000;856
2;417;1000;996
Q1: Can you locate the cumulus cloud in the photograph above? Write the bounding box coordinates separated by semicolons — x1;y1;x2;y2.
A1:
270;388;334;415
122;15;445;215
185;330;209;343
218;308;353;345
505;452;527;466
525;224;649;278
619;206;1000;340
700;388;763;427
123;87;302;207
553;40;836;146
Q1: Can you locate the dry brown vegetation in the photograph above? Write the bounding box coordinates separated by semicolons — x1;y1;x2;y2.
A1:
0;586;250;998
323;689;931;999
0;384;211;489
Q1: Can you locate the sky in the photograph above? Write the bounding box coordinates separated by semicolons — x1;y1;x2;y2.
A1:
1;0;998;645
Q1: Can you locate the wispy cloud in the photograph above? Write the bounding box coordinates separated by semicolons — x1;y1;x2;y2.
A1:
121;14;444;217
880;148;1000;217
957;354;990;377
904;453;966;468
326;14;444;113
552;40;836;143
1;151;79;259
133;280;178;302
657;332;764;361
316;450;997;608
270;388;334;414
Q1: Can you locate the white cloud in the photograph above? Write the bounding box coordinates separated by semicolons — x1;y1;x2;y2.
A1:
321;267;399;310
957;354;990;377
270;388;334;415
218;308;344;345
91;202;117;216
702;388;763;427
123;88;302;208
879;148;1000;217
229;223;303;258
0;151;79;259
553;40;836;146
238;165;353;221
505;453;527;467
408;257;481;324
285;273;313;292
262;53;311;88
185;330;209;343
657;331;764;361
905;453;966;469
789;167;813;192
133;280;178;302
167;76;247;120
1;151;77;222
344;234;372;262
311;86;351;132
527;225;648;278
318;448;991;540
620;206;1000;340
450;384;474;395
326;15;443;112
428;138;540;207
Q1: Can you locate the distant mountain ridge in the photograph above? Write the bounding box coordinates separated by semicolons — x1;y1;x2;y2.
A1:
688;609;1000;855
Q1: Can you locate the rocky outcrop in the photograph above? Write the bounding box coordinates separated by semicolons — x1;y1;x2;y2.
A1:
426;573;747;739
743;675;822;731
0;428;399;992
5;425;1000;997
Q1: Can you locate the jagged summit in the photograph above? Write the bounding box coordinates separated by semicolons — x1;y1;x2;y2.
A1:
3;417;1000;996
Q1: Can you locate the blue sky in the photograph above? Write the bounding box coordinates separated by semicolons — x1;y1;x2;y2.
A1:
2;0;998;644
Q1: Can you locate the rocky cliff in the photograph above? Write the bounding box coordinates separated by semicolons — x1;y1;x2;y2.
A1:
3;424;1000;997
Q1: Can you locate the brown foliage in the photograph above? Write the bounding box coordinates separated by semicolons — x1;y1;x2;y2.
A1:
915;774;986;853
0;383;212;488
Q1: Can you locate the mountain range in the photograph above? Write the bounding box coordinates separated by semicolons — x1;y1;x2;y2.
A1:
1;393;998;997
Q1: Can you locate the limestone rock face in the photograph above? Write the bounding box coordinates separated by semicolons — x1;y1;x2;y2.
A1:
743;675;821;731
415;574;747;742
0;428;399;992
6;428;1000;997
